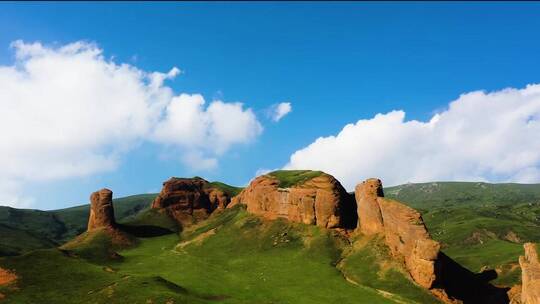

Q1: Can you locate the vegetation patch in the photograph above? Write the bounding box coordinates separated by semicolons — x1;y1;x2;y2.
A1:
60;228;135;263
206;181;243;197
339;235;440;304
268;170;324;188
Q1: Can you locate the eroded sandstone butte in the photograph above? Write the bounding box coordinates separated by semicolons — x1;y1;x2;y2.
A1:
152;177;232;226
229;172;356;229
87;188;116;231
355;178;440;289
355;178;510;304
520;243;540;304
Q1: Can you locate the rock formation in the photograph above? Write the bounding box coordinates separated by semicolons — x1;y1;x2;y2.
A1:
229;172;356;228
355;178;385;235
151;177;232;226
520;243;540;304
355;178;440;289
0;267;17;286
355;178;510;304
87;188;116;231
0;267;17;300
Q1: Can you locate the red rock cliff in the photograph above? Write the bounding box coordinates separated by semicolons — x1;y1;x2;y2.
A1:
355;178;385;235
87;188;116;231
355;179;440;289
520;243;540;304
230;173;356;229
151;177;231;226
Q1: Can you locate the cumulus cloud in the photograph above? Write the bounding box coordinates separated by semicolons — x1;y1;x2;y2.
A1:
0;40;262;206
269;102;292;122
152;94;262;157
285;85;540;190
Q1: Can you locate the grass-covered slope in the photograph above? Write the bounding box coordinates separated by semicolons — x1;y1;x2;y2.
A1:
0;224;57;256
386;182;540;285
385;182;540;209
267;170;324;188
0;206;440;304
207;181;243;197
0;194;157;255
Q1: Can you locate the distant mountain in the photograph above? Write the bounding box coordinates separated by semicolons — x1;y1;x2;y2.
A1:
385;181;540;208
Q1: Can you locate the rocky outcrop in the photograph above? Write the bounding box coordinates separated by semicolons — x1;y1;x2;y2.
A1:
355;179;385;235
88;188;116;231
356;179;439;288
0;267;17;300
230;173;356;229
151;177;232;226
0;267;17;286
355;178;510;304
378;197;441;288
520;243;540;304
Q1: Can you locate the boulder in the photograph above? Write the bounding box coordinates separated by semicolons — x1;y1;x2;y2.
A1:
230;172;356;228
520;243;540;304
151;177;232;226
87;188;116;231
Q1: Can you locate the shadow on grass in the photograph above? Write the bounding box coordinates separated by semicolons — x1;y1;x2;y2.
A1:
119;224;175;238
435;252;510;304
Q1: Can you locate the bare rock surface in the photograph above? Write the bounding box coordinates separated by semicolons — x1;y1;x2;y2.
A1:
355;179;439;289
355;178;385;235
152;177;232;226
377;197;440;288
520;243;540;304
0;267;17;286
355;178;510;304
88;188;116;231
230;172;356;228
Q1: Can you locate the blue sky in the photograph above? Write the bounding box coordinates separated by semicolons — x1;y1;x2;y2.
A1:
2;2;540;210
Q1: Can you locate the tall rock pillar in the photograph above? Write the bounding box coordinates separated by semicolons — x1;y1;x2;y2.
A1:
355;178;385;235
87;188;116;231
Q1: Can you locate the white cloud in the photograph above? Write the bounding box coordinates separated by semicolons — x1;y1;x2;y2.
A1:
151;94;263;168
285;85;540;190
0;40;262;206
0;178;35;209
269;102;292;122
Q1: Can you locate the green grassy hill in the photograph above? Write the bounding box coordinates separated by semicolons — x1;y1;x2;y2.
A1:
385;182;540;208
386;182;540;285
2;180;539;300
268;170;324;188
0;194;157;255
0;205;439;304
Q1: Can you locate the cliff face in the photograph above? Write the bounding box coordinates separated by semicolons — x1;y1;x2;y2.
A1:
520;243;540;304
87;188;116;231
355;178;511;304
355;179;440;289
151;177;232;226
230;173;356;229
378;197;441;288
355;179;385;235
